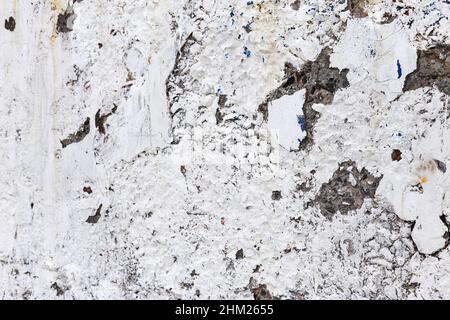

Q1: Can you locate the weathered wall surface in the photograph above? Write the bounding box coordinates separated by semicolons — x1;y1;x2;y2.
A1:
0;0;449;299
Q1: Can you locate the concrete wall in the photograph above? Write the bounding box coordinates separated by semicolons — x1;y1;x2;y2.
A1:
0;0;449;299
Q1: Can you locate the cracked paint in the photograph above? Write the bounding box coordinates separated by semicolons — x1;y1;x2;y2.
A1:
1;0;450;300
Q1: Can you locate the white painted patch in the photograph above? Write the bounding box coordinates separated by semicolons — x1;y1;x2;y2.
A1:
268;90;306;151
1;0;450;300
331;18;417;101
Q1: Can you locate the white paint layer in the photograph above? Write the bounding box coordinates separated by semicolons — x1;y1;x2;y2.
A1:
268;90;306;151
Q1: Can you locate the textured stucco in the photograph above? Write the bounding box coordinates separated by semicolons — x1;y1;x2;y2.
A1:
1;0;450;299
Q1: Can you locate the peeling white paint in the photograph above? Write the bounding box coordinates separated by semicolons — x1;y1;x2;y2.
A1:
1;0;450;300
331;18;417;101
268;90;306;151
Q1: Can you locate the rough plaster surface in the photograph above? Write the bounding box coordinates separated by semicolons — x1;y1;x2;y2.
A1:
1;0;450;300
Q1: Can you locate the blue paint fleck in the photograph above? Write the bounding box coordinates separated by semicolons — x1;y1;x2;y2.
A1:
396;59;402;79
247;1;254;5
297;115;306;131
243;47;251;58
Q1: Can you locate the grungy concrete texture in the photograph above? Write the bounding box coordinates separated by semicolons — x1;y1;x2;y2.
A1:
0;0;450;299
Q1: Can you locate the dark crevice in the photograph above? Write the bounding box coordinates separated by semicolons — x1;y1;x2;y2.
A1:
438;215;450;252
235;249;244;260
166;32;196;118
166;32;198;144
86;204;102;224
95;104;117;135
60;117;90;148
406;221;427;257
215;94;227;125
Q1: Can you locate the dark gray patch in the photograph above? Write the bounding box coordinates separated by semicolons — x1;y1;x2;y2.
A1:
166;33;198;144
271;190;282;201
296;181;312;193
391;149;402;161
83;186;92;194
289;290;307;300
95;104;117;135
404;45;450;95
4;16;16;31
380;11;397;24
216;94;227;125
190;269;199;277
316;160;383;218
144;211;153;219
56;6;76;33
50;282;65;296
346;1;397;23
346;0;368;18
214;113;224;129
22;290;32;300
402;282;420;296
166;32;196;116
86;204;102;224
218;94;228;108
248;278;273;300
258;48;349;150
180;282;194;290
60;117;90;148
235;249;244;260
215;108;224;125
180;165;187;177
434;159;447;173
291;0;301;10
66;65;82;86
342;239;356;256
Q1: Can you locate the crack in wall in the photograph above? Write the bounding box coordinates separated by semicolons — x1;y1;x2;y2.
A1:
166;32;197;118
